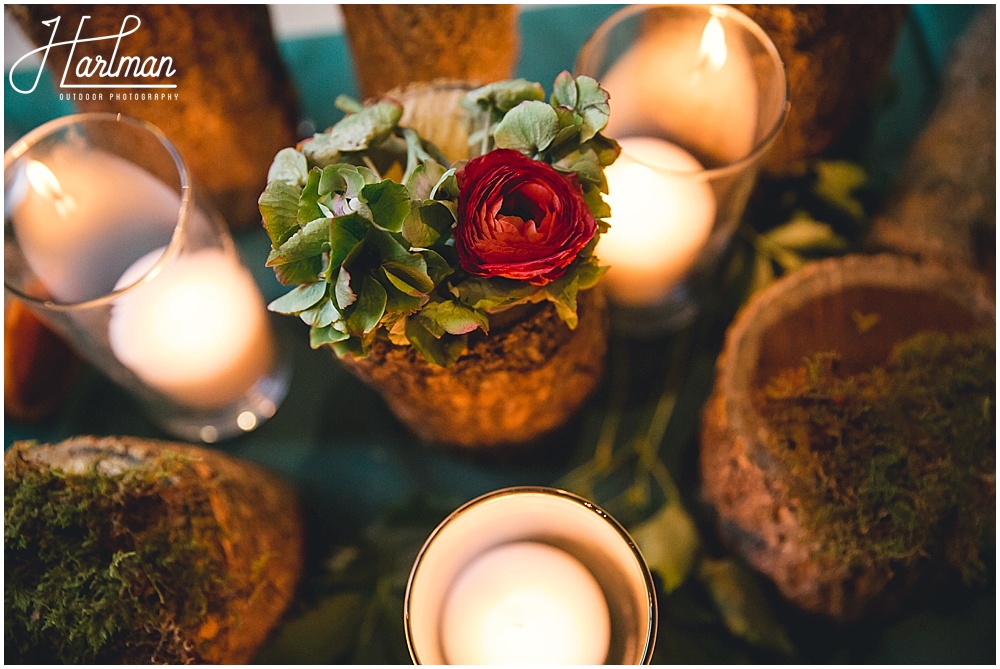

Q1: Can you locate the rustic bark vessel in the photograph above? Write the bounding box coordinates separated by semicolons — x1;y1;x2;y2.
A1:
10;5;300;229
341;4;519;99
867;7;996;279
700;254;995;621
4;436;303;663
734;5;907;174
342;289;608;450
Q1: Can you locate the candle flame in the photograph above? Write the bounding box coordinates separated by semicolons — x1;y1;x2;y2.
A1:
25;160;77;218
698;16;728;72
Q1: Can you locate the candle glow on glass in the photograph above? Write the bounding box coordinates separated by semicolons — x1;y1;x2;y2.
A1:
599;136;717;307
439;541;611;665
601;10;758;164
109;247;273;410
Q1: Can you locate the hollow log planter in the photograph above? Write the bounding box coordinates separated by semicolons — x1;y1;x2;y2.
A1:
342;289;607;450
867;6;996;278
10;5;300;229
4;436;304;663
341;4;520;99
700;254;995;621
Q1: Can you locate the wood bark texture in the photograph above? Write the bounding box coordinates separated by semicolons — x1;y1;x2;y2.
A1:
867;7;996;280
341;5;519;99
10;5;300;229
735;5;906;173
342;289;608;449
700;255;995;621
5;436;303;663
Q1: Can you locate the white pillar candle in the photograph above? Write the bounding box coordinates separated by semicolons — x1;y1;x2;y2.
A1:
601;12;759;164
599;136;717;307
7;146;181;303
440;541;611;665
109;246;274;410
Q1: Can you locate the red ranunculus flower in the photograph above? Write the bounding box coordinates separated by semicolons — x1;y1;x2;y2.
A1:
455;149;597;286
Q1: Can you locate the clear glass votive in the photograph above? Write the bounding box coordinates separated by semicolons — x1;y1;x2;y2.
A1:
4;112;290;442
405;487;657;665
577;4;788;334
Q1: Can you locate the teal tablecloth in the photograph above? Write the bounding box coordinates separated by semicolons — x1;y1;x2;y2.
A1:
4;5;992;664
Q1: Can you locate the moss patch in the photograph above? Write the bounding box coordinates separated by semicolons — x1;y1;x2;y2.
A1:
757;329;995;580
4;451;232;663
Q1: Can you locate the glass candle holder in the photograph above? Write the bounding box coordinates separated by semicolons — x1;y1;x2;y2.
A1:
4;113;290;442
405;487;657;665
577;4;788;334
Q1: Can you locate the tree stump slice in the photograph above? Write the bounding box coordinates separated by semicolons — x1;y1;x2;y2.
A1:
5;436;304;663
10;5;300;229
341;5;519;99
867;7;996;280
700;254;994;621
734;5;906;174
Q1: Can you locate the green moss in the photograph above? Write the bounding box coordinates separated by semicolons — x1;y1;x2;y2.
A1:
758;329;995;580
4;451;231;663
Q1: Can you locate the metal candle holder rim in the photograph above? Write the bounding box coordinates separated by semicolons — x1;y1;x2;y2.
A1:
3;111;193;312
573;2;791;178
403;485;658;665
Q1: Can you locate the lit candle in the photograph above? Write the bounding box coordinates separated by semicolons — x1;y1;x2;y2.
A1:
7;147;181;303
439;541;611;664
599;136;717;307
601;12;759;164
108;246;274;410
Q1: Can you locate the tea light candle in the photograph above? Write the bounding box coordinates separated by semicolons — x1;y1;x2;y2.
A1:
440;541;611;664
109;246;273;410
599;136;717;307
7;147;180;303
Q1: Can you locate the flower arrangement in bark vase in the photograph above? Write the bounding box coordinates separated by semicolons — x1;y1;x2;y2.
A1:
259;73;620;449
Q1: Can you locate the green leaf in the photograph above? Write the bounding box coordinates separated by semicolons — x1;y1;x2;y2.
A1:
453;276;541;312
319;164;366;199
814;160;867;220
402;201;455;248
334;266;356;310
763;215;849;254
382;260;434;297
310;324;351;349
303;101;404;164
367;228;410;261
362;180;411;233
298;168;324;225
420;249;453;285
258;180;301;248
300;298;339;327
267;281;327;314
345;275;387;335
575;260;607;290
255;592;366;664
332;336;366;359
460;79;545;114
404;318;467;366
382;281;428;315
493;100;560;154
335;94;363;114
419;300;489;336
267;147;309;187
405;160;446;201
551;106;583;148
699;558;796;657
554;146;606;190
545;275;580;329
430;168;459;201
631;503;701;593
272;257;323;286
267;217;330;267
585;134;621;167
329;213;370;271
551;70;578;108
575;75;611;142
584;186;612;220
